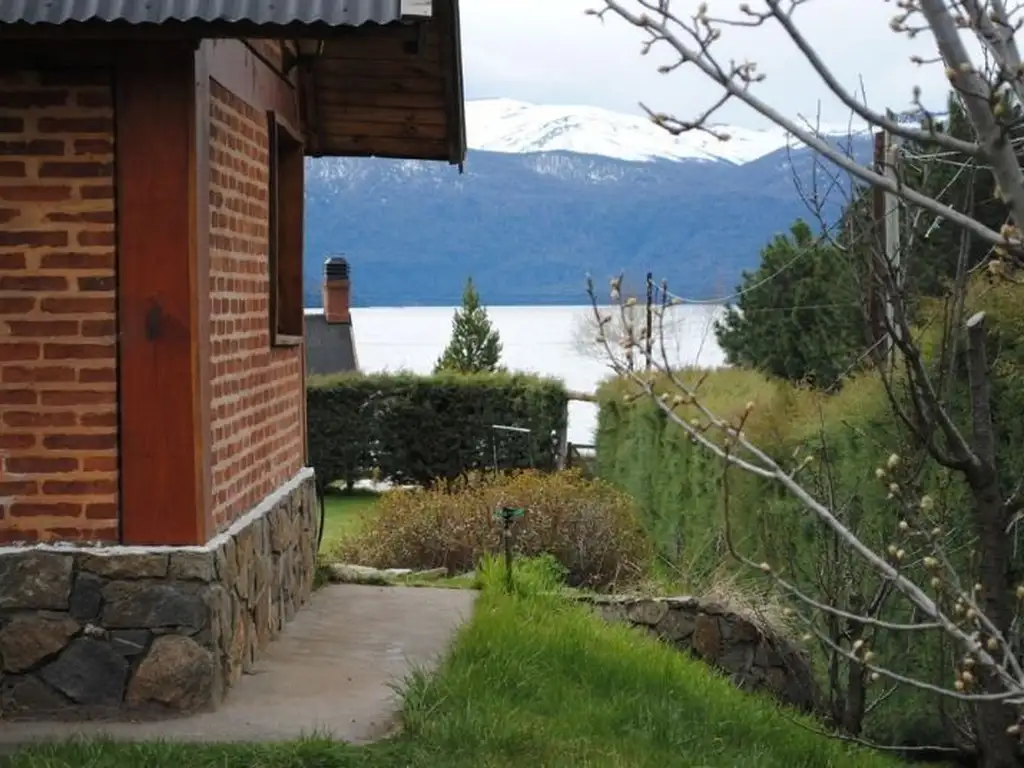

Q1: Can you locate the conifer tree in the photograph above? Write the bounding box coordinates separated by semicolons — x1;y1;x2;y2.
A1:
714;219;863;388
434;277;503;374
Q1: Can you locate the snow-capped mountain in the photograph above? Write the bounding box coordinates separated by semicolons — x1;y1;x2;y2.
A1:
464;97;866;165
303;99;874;307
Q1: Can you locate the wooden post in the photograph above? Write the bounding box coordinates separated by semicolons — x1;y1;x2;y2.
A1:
115;43;212;546
556;424;569;471
882;117;903;364
869;127;902;366
868;131;887;360
644;271;653;371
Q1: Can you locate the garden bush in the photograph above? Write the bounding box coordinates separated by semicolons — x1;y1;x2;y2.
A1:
307;371;568;489
335;469;653;589
594;280;1024;751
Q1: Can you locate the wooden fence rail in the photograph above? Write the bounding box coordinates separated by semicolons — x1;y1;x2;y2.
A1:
555;391;597;471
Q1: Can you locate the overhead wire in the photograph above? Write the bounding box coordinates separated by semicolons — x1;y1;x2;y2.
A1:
659;121;995;307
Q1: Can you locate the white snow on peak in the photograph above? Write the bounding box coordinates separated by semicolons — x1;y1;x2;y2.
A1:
465;98;866;166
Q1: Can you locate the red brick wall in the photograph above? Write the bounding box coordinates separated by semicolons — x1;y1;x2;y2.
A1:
208;79;304;530
0;70;118;544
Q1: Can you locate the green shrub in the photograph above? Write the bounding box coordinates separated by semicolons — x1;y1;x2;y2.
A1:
594;281;1024;749
307;371;568;489
336;469;653;589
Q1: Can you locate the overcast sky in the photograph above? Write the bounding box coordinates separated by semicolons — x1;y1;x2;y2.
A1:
459;1;954;128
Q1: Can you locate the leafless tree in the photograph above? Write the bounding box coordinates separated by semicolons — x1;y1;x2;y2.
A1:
773;130;997;749
571;289;648;367
587;2;1024;765
570;293;722;368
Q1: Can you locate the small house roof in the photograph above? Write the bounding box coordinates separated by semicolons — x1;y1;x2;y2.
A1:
0;0;466;165
304;310;359;376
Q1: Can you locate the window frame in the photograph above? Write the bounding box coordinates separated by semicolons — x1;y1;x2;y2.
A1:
267;110;305;348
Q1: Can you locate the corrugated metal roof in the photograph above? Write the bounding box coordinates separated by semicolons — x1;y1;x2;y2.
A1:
0;0;413;27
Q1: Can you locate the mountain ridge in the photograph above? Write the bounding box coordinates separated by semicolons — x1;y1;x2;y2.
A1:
463;97;870;164
302;100;875;307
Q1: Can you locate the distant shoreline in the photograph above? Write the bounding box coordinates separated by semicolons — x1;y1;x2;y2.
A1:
303;302;730;311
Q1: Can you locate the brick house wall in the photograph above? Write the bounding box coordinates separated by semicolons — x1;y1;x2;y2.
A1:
208;78;305;531
0;69;118;544
0;55;309;543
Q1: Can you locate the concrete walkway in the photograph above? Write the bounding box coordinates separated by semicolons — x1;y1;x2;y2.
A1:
0;584;476;747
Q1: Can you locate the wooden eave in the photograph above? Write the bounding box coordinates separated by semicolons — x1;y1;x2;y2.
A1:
0;0;468;167
301;0;465;165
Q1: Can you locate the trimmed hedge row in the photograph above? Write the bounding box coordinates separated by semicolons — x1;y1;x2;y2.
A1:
596;376;943;747
307;371;568;488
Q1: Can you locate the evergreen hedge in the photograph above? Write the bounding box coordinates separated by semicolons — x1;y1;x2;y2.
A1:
307;371;568;488
594;281;1024;749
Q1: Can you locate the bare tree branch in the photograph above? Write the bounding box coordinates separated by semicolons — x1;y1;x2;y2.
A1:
591;0;1020;249
584;1;1024;759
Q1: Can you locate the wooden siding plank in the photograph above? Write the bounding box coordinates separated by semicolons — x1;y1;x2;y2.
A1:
436;0;461;164
307;90;443;109
316;114;448;141
315;58;443;80
309;135;447;158
316;75;444;96
193;43;214;547
313;103;448;125
321;36;441;62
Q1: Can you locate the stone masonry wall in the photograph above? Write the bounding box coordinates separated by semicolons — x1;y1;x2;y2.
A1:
580;595;821;713
0;68;119;545
0;469;318;719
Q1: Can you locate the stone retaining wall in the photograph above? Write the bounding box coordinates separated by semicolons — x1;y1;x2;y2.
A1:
0;469;319;720
579;595;821;713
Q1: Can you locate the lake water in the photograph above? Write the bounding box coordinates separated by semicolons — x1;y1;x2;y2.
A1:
349;304;727;446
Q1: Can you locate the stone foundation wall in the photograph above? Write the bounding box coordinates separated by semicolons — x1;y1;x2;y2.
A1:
580;595;821;713
0;468;319;720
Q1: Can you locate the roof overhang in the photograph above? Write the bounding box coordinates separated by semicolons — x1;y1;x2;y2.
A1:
0;0;467;167
299;0;465;165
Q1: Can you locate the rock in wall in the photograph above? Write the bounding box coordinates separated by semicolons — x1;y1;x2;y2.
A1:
579;595;821;713
0;470;319;720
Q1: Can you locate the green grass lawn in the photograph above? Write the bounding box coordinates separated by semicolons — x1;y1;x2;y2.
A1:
6;559;897;768
319;488;381;553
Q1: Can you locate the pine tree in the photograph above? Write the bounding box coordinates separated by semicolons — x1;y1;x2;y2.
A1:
434;277;503;374
714;219;864;388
